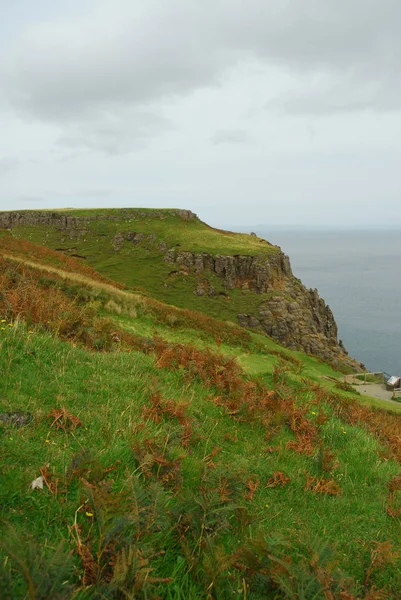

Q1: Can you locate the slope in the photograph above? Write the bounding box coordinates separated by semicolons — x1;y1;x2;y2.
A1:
1;238;401;599
0;208;360;371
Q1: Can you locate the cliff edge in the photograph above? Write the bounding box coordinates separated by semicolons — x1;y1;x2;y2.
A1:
0;208;360;371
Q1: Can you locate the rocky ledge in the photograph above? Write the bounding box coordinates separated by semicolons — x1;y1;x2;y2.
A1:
0;209;196;230
165;249;360;371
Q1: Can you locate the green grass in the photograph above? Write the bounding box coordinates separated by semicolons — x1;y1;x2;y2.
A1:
10;208;276;256
2;314;401;597
2;229;401;598
68;273;401;416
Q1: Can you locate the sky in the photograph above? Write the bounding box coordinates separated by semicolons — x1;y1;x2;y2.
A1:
0;0;400;229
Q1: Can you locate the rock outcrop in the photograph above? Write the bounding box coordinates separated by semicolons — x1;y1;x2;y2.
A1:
164;249;292;292
164;249;360;371
0;209;197;230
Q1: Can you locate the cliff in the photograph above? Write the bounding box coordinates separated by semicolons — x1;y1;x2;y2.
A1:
164;248;357;369
0;208;360;370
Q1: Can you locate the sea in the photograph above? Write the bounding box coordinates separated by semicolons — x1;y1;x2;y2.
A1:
244;229;401;376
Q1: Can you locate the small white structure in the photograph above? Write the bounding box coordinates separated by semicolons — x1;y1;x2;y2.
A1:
386;376;401;390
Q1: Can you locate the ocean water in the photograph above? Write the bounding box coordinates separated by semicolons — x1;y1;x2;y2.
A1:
254;230;401;376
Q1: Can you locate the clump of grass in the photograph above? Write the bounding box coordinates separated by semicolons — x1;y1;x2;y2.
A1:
335;380;360;394
304;378;401;464
104;299;123;315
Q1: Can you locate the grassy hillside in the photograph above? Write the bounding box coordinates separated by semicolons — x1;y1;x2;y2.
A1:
1;239;401;599
5;209;282;324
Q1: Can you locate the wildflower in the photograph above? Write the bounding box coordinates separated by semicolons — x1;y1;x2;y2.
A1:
86;512;94;517
9;437;13;441
1;319;6;323
311;411;316;415
45;439;50;443
8;324;13;327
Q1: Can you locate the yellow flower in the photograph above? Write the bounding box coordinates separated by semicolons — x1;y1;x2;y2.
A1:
45;439;50;443
311;411;316;415
8;324;13;327
86;512;94;517
1;319;6;323
9;437;13;441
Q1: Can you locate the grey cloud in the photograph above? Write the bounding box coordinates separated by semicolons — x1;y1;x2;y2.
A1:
3;0;401;152
77;189;111;199
211;130;249;145
0;157;20;174
267;69;401;115
226;0;400;71
56;150;90;163
56;109;172;154
5;2;227;119
55;189;112;199
17;195;46;203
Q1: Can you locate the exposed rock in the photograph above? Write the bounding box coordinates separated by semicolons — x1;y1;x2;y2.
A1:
112;231;156;251
195;279;216;297
0;411;33;428
0;208;198;230
174;209;197;221
165;250;292;292
165;248;360;371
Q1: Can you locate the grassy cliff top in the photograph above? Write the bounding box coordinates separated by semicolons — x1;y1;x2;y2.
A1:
2;207;279;256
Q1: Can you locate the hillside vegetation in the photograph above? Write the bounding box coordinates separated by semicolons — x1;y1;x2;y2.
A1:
1;208;360;370
1;236;401;599
1;209;277;320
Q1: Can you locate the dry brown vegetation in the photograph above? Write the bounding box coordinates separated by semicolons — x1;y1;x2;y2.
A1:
0;233;125;289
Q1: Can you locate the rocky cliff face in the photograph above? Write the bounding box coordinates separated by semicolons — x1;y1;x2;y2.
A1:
164;249;359;370
164;249;292;292
0;209;196;230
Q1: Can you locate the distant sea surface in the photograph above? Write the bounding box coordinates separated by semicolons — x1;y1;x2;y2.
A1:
250;229;401;375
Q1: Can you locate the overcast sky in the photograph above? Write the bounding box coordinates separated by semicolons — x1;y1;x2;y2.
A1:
0;0;400;228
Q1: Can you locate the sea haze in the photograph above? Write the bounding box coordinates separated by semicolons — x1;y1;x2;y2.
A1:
242;229;401;376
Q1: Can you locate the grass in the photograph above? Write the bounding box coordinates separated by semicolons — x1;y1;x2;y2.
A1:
8;208;276;256
2;230;401;598
1;245;396;410
355;374;384;384
2;321;401;598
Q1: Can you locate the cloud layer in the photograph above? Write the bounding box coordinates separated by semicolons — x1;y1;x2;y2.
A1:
4;0;401;150
0;0;400;226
